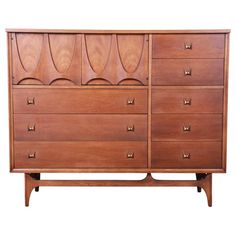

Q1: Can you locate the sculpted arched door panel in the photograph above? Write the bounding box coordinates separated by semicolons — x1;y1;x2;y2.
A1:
12;33;81;85
82;34;149;85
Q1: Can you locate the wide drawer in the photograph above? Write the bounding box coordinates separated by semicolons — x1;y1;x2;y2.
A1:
14;141;147;168
152;59;224;85
152;34;225;58
152;141;222;169
13;88;147;114
14;114;147;141
152;89;223;113
152;114;222;141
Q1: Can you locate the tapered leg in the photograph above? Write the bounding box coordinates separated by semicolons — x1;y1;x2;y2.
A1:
201;174;212;207
25;174;35;207
196;173;212;206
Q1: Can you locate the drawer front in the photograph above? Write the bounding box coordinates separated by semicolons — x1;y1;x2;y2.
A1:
152;34;225;58
152;114;222;141
14;141;147;168
152;142;222;169
152;59;223;85
13;88;147;114
14;114;147;141
152;89;223;113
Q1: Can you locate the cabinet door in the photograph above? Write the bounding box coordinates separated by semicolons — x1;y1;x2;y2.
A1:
82;34;148;85
11;33;81;85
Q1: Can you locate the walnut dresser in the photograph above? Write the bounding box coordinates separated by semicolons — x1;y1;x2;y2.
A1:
7;29;230;206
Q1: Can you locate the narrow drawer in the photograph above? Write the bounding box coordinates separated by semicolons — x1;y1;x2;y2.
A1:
152;114;222;141
13;88;147;114
152;141;222;169
152;89;223;113
152;34;225;58
152;59;224;85
14;114;147;141
14;141;147;169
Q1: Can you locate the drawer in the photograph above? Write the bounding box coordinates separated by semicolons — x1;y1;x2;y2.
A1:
152;89;223;113
14;141;147;168
14;114;147;141
152;59;223;85
152;141;222;169
152;114;222;141
13;88;147;114
152;34;225;58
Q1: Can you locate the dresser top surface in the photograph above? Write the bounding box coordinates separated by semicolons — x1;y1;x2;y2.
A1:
5;29;231;34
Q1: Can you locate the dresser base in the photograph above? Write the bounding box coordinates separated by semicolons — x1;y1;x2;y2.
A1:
25;173;212;207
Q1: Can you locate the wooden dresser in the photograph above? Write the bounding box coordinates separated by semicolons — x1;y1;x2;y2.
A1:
7;29;230;206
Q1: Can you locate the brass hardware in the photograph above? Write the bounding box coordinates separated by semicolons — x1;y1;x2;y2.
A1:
183;126;191;132
28;152;36;159
184;69;192;76
182;153;191;159
28;125;35;132
185;43;192;49
183;98;191;105
127;125;135;132
27;97;35;105
127;98;135;105
127;153;134;159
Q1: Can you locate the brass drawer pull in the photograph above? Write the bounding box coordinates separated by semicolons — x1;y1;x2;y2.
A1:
182;153;191;159
184;43;192;49
127;125;135;132
127;153;134;159
28;152;36;159
127;98;135;105
183;125;191;132
27;97;35;105
183;98;191;105
28;125;35;132
184;69;192;76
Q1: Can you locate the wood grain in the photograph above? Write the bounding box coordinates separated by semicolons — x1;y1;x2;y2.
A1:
7;30;230;207
6;29;231;33
13;88;148;114
152;59;224;85
12;33;82;85
14;141;147;168
82;34;148;85
152;114;223;141
222;33;230;172
152;141;222;168
152;88;223;113
14;114;147;141
152;34;225;58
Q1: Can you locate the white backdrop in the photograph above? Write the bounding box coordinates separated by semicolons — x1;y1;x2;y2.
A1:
0;0;235;235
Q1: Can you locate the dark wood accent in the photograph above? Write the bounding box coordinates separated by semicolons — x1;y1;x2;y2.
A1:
7;29;229;206
13;88;147;114
152;34;225;58
152;142;222;168
196;173;208;192
14;141;147;168
152;114;223;141
152;88;223;113
152;59;223;85
29;173;40;192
